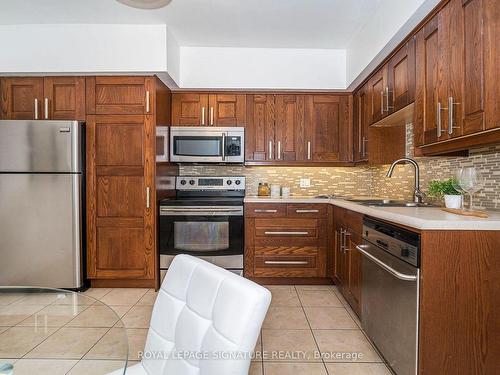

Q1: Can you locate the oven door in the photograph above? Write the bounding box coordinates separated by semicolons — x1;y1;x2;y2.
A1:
159;206;244;257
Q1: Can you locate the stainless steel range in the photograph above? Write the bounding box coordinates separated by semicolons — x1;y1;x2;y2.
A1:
158;176;245;280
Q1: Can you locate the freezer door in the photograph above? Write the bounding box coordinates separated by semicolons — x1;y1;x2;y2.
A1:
0;120;83;173
0;173;82;288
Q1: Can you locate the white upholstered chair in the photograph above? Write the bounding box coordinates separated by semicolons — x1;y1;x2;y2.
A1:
109;254;271;375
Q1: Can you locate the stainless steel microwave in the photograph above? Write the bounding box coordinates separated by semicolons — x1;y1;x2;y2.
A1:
170;126;244;163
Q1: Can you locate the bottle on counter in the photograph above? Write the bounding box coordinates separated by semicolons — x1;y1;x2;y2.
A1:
258;183;271;196
281;186;290;198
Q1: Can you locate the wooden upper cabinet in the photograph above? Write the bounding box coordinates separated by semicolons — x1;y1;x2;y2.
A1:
172;93;246;126
274;95;305;162
245;94;275;161
208;94;246;126
414;14;446;146
0;77;43;120
353;85;369;162
44;77;85;120
368;66;388;124
387;37;416;113
414;0;500;153
86;76;153;115
172;93;208;125
0;77;84;121
305;95;351;162
458;0;491;136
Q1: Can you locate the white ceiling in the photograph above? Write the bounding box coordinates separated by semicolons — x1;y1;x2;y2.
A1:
0;0;382;48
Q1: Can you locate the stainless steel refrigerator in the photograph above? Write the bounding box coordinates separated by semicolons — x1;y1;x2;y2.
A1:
0;120;84;289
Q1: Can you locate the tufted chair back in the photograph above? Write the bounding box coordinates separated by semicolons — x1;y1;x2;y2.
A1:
112;254;271;375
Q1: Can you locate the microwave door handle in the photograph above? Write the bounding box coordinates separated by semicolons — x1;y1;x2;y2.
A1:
222;133;226;161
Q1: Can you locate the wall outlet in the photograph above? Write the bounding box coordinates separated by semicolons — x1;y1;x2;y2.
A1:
299;178;311;188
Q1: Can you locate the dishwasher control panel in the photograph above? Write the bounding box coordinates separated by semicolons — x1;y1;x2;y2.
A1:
363;217;420;267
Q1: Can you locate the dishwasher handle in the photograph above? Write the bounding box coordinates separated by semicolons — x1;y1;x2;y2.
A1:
356;244;418;282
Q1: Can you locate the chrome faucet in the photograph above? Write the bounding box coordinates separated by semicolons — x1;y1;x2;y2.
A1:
386;158;424;203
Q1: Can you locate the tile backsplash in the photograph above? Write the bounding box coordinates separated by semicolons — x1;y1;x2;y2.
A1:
179;145;500;210
372;144;500;210
180;165;373;197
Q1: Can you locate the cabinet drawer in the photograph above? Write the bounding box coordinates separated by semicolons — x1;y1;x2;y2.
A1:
245;203;286;218
255;246;318;256
256;255;317;269
287;204;327;218
255;227;317;238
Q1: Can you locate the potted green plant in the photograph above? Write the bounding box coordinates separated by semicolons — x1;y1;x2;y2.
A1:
428;179;462;209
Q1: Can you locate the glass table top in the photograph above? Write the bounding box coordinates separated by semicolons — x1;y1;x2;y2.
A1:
0;287;129;375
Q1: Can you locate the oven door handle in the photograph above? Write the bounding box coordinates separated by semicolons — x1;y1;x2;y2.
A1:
356;245;418;282
160;207;243;216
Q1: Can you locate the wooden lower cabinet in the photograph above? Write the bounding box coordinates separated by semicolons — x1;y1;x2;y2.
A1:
418;230;500;374
244;203;329;279
332;207;363;317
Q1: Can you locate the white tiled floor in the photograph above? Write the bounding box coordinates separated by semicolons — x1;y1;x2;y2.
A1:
0;285;391;375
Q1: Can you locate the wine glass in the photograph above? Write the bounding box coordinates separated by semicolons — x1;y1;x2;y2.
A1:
456;167;485;210
451;173;465;210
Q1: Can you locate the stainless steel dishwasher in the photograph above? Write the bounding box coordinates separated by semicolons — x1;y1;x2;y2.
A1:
357;217;420;375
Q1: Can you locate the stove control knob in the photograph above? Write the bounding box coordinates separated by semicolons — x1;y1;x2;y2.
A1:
180;180;187;185
227;180;232;185
189;180;195;185
235;180;241;185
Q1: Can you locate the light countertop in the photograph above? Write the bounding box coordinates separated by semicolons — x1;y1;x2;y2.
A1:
244;196;500;231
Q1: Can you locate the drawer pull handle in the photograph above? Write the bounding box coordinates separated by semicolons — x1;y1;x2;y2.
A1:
295;209;319;213
264;231;309;235
264;260;309;265
254;209;277;213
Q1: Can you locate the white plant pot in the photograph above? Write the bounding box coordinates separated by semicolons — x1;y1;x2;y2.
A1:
444;195;462;209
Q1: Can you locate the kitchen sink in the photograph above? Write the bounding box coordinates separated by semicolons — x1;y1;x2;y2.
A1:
345;198;434;207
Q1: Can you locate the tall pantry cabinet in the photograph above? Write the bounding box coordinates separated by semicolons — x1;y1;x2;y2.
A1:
85;76;170;288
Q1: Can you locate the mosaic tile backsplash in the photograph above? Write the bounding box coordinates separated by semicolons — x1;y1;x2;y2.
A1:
179;145;500;210
372;144;500;210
